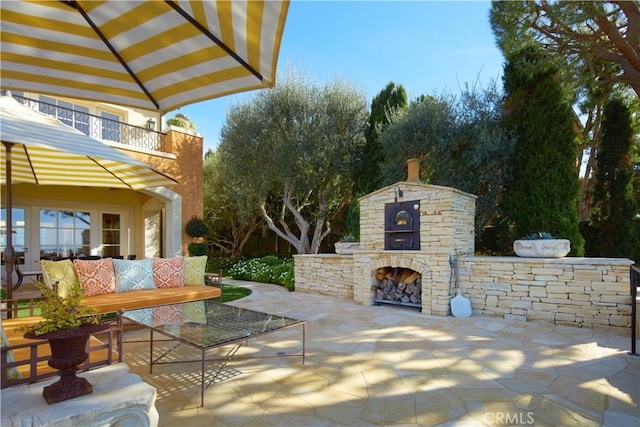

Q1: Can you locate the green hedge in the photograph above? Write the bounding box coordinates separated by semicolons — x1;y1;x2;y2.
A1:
228;256;295;291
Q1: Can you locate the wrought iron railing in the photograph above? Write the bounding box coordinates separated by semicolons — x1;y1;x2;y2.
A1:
630;264;639;356
12;95;167;152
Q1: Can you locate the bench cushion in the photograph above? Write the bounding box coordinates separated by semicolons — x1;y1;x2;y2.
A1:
82;285;221;314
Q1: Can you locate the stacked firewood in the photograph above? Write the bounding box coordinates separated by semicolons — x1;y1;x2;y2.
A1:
372;267;421;304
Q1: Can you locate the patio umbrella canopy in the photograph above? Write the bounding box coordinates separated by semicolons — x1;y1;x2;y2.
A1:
0;95;178;302
0;0;289;113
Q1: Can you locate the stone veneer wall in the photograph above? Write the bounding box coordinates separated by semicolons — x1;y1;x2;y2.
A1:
458;256;634;327
294;254;354;299
294;254;635;328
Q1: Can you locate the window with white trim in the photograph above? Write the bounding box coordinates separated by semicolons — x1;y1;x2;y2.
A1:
39;96;90;136
39;210;91;259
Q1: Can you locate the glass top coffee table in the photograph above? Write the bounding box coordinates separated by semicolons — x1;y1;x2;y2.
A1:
124;299;305;406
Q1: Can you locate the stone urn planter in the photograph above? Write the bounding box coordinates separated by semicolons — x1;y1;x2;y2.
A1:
24;323;109;404
513;238;571;258
335;242;360;255
20;280;106;404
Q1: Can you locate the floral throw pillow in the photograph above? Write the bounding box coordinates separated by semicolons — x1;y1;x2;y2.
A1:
73;258;116;296
113;258;156;292
40;259;78;298
153;257;184;288
182;255;207;286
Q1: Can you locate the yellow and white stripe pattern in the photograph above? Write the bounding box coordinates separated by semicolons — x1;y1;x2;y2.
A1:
0;0;289;113
0;95;176;189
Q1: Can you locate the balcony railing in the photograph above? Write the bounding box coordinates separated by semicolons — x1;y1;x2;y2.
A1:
13;95;167;152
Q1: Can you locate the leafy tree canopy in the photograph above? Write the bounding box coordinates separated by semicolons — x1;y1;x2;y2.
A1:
356;82;408;195
590;97;639;260
203;151;262;258
217;69;368;254
491;0;640;98
378;81;515;244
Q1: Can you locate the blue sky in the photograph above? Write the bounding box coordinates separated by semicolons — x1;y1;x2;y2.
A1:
175;1;505;154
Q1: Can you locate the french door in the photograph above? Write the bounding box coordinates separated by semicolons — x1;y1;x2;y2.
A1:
39;209;123;259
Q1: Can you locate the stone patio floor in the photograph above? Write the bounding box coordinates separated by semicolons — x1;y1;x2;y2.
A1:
117;280;639;427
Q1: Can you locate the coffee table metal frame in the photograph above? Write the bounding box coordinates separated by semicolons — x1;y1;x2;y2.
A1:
124;301;306;406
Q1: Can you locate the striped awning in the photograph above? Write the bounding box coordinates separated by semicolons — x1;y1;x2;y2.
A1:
0;95;177;189
0;0;289;113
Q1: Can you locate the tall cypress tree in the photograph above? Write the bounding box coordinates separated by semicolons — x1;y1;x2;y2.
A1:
590;98;639;259
356;82;407;195
501;46;584;255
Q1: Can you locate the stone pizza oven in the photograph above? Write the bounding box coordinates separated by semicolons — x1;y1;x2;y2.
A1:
353;159;476;314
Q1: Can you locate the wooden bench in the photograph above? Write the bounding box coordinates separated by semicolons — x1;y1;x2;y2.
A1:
81;286;221;314
1;284;221;389
1;254;224;389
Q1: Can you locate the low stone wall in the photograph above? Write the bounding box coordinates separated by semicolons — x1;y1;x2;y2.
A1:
294;254;353;299
294;254;635;328
458;256;634;328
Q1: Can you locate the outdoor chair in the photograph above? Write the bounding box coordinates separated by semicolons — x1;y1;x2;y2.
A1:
77;255;101;260
15;263;42;289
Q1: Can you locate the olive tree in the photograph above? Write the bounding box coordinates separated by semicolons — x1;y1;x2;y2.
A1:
218;71;368;254
378;82;515;245
202;150;262;259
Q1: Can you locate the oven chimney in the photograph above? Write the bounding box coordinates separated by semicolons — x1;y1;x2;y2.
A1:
407;158;420;182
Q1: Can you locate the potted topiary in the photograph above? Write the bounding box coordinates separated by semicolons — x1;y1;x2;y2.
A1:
184;216;209;256
21;281;107;404
187;242;209;256
185;216;208;241
513;232;571;258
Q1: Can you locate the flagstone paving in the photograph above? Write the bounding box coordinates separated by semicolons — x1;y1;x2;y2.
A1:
121;280;639;427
